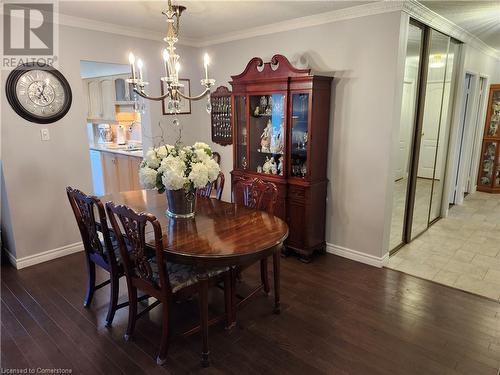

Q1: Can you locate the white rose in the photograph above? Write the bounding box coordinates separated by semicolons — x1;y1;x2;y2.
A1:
188;162;209;188
139;166;158;189
161;170;186;190
193;142;209;150
156;145;170;159
194;148;210;163
205;158;220;182
145;149;160;169
158;155;186;175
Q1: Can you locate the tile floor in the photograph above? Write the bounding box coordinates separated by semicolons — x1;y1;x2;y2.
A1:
387;191;500;301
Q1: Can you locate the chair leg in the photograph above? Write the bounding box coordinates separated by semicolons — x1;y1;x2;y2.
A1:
223;271;235;330
83;260;96;308
105;274;119;327
198;275;210;367
124;287;138;341
260;258;270;295
156;303;170;365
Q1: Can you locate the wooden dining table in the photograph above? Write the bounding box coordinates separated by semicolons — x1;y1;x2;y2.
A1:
100;189;289;366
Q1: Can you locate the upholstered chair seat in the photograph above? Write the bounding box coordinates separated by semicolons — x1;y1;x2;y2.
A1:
149;258;228;293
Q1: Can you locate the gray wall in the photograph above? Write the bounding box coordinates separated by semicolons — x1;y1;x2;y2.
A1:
0;25;199;261
2;10;498;266
184;11;405;260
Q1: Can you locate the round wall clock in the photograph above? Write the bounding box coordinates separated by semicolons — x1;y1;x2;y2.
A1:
5;63;72;124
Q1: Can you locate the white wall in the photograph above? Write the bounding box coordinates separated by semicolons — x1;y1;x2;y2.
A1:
1;24;199;262
185;11;404;262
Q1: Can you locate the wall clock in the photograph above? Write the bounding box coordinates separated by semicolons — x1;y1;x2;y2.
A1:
5;63;72;124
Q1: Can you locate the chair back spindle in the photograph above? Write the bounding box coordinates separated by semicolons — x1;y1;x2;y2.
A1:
66;187;114;264
105;202;171;294
232;177;278;215
197;171;225;201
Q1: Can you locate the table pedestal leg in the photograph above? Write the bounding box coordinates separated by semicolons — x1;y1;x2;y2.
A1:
198;274;210;367
273;251;280;314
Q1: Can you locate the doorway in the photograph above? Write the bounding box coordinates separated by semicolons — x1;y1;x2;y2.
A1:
389;20;461;252
448;75;488;205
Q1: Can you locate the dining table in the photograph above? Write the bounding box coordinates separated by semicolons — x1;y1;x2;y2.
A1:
100;189;289;366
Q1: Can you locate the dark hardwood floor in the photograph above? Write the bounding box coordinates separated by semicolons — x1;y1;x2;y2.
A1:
1;252;500;375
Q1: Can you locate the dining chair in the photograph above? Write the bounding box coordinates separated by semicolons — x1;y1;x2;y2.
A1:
105;201;232;366
197;171;225;200
66;186;132;327
231;176;279;311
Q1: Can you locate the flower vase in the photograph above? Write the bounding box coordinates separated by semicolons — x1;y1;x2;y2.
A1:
166;188;197;219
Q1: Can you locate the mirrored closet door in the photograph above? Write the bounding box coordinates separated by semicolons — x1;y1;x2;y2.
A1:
389;20;461;252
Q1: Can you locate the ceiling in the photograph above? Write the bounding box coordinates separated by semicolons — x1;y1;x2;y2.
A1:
58;1;372;42
422;1;500;51
58;1;500;52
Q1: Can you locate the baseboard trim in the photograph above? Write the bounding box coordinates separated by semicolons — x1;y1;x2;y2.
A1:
326;243;388;268
6;242;84;270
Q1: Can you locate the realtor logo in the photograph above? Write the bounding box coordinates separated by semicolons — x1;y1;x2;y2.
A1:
2;1;58;68
3;3;54;55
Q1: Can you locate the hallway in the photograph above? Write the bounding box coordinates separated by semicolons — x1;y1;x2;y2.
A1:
387;191;500;301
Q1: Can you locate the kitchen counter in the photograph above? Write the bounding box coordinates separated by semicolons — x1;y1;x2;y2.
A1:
90;144;143;158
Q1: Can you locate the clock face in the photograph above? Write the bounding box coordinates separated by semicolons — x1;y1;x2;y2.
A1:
16;70;66;118
6;63;72;124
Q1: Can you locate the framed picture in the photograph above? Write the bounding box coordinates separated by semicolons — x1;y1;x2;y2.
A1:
161;78;191;115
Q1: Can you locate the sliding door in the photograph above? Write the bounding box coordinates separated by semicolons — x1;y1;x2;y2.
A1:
389;22;424;250
390;21;461;251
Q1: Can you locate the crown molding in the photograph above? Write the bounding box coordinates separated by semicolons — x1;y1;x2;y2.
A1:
194;1;404;47
56;13;199;47
402;0;500;60
53;1;499;60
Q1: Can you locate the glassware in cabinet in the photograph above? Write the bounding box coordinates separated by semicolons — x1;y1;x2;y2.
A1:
290;93;310;179
248;94;286;176
478;141;497;186
486;89;500;137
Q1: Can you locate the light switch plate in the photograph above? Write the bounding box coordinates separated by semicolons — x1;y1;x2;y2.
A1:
40;128;50;141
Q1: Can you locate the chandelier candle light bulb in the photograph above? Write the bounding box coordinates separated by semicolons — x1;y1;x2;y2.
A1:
162;49;170;77
129;52;136;80
204;53;209;81
137;59;144;81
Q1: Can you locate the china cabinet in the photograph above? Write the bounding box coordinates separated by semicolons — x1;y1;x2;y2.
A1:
230;55;333;261
477;84;500;193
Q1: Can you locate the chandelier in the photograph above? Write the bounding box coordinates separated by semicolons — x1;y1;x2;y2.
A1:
127;0;215;114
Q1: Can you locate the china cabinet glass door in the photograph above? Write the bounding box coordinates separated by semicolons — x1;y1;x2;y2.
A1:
248;94;286;176
234;96;247;169
479;141;497;186
290;93;310;178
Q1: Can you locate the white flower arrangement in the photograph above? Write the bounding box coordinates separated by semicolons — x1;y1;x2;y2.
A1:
139;142;220;192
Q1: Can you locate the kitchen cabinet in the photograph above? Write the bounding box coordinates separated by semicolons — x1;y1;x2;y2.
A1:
87;79;102;120
114;76;135;102
83;74;134;122
100;78;115;121
100;151;142;194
